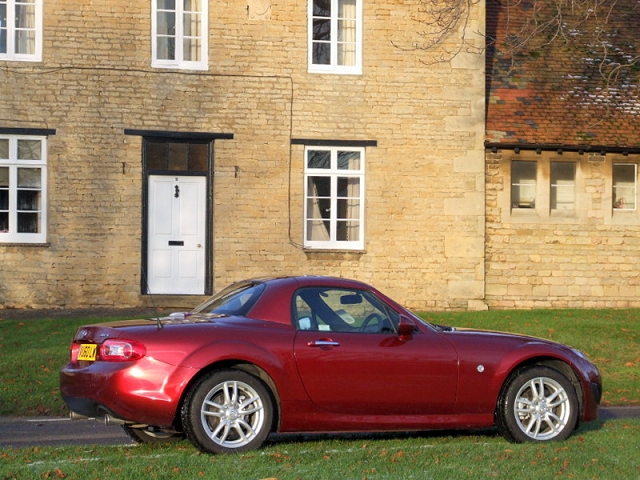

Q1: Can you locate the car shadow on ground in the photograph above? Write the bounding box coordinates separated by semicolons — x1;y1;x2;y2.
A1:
262;417;617;449
264;428;501;448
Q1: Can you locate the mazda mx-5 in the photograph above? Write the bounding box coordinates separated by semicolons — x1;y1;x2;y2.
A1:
60;276;601;454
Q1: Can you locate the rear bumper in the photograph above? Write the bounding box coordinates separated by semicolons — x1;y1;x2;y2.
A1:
60;357;196;427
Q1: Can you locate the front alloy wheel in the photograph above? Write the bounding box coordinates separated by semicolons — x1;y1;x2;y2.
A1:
497;366;579;442
182;370;273;454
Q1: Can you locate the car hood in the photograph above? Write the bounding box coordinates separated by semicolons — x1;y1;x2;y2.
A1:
441;326;564;345
437;325;583;359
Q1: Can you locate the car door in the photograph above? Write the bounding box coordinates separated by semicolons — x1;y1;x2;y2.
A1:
292;287;458;416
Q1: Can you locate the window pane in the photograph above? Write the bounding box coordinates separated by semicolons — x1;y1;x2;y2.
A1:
337;176;359;198
337;219;359;241
312;42;330;65
188;143;208;171
308;175;331;198
17;139;41;160
183;12;201;36
613;164;636;210
15;3;35;55
0;27;6;54
0;4;6;53
0;167;8;226
183;0;201;12
17;212;39;232
157;36;175;60
337;198;359;219
551;162;575;211
183;37;201;61
168;143;188;170
306;176;331;241
312;18;331;41
0;167;8;187
147;141;209;172
147;142;167;170
511;161;536;209
18;189;39;210
157;11;175;35
0;213;7;232
18;167;41;188
158;0;176;9
307;150;330;169
0;139;8;159
313;0;331;17
157;9;175;60
338;151;360;170
338;41;356;66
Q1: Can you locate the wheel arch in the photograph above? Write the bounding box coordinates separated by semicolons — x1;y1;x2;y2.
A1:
496;356;585;423
175;360;282;434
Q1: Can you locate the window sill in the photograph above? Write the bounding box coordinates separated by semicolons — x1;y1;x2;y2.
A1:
304;249;366;259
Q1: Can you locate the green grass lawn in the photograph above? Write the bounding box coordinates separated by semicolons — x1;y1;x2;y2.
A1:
1;420;639;479
0;309;638;479
0;308;638;417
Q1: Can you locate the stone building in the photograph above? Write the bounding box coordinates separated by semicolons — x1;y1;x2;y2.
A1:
1;1;486;310
485;0;640;308
3;1;638;312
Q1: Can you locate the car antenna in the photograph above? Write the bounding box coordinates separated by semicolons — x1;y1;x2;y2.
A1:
142;269;163;330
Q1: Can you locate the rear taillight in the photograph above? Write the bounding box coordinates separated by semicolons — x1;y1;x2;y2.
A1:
70;343;80;361
99;339;146;361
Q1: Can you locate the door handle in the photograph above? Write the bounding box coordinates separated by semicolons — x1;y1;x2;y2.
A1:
307;339;340;347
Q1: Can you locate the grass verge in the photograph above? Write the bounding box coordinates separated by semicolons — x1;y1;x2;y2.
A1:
1;420;639;479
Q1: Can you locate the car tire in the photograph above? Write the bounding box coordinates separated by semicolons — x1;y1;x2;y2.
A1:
181;369;274;454
496;365;579;443
122;425;185;444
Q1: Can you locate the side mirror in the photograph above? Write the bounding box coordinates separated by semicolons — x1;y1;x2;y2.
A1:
397;315;415;341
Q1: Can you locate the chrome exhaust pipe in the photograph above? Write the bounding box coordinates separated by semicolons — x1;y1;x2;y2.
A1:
103;413;127;426
69;411;91;421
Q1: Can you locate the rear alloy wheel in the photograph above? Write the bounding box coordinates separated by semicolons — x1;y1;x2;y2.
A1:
182;369;273;454
122;425;185;444
497;366;579;442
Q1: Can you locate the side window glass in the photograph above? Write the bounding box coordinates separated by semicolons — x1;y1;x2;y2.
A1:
293;288;397;333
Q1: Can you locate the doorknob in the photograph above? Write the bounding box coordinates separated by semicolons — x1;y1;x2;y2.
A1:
174;185;180;198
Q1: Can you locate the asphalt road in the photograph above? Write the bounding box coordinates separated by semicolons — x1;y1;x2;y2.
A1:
1;407;638;449
0;417;135;448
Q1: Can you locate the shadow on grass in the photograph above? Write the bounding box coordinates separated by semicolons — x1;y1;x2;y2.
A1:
264;427;502;449
263;417;609;449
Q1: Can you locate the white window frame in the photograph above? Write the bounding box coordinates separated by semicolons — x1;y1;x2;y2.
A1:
303;146;365;250
0;0;43;61
151;0;208;70
613;163;637;211
308;0;363;75
0;135;47;243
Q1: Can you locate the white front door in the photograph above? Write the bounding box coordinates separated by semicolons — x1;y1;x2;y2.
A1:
147;175;206;294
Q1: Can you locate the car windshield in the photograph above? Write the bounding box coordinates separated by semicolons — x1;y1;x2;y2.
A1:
191;281;265;316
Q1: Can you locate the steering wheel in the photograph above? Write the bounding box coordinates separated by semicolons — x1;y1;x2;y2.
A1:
361;313;384;332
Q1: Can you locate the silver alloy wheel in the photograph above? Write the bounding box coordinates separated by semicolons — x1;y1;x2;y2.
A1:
513;376;572;440
200;379;266;449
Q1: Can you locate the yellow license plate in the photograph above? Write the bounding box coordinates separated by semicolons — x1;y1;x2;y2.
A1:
77;344;97;361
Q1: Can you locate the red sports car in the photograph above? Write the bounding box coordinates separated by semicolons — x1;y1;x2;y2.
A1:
60;276;601;454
